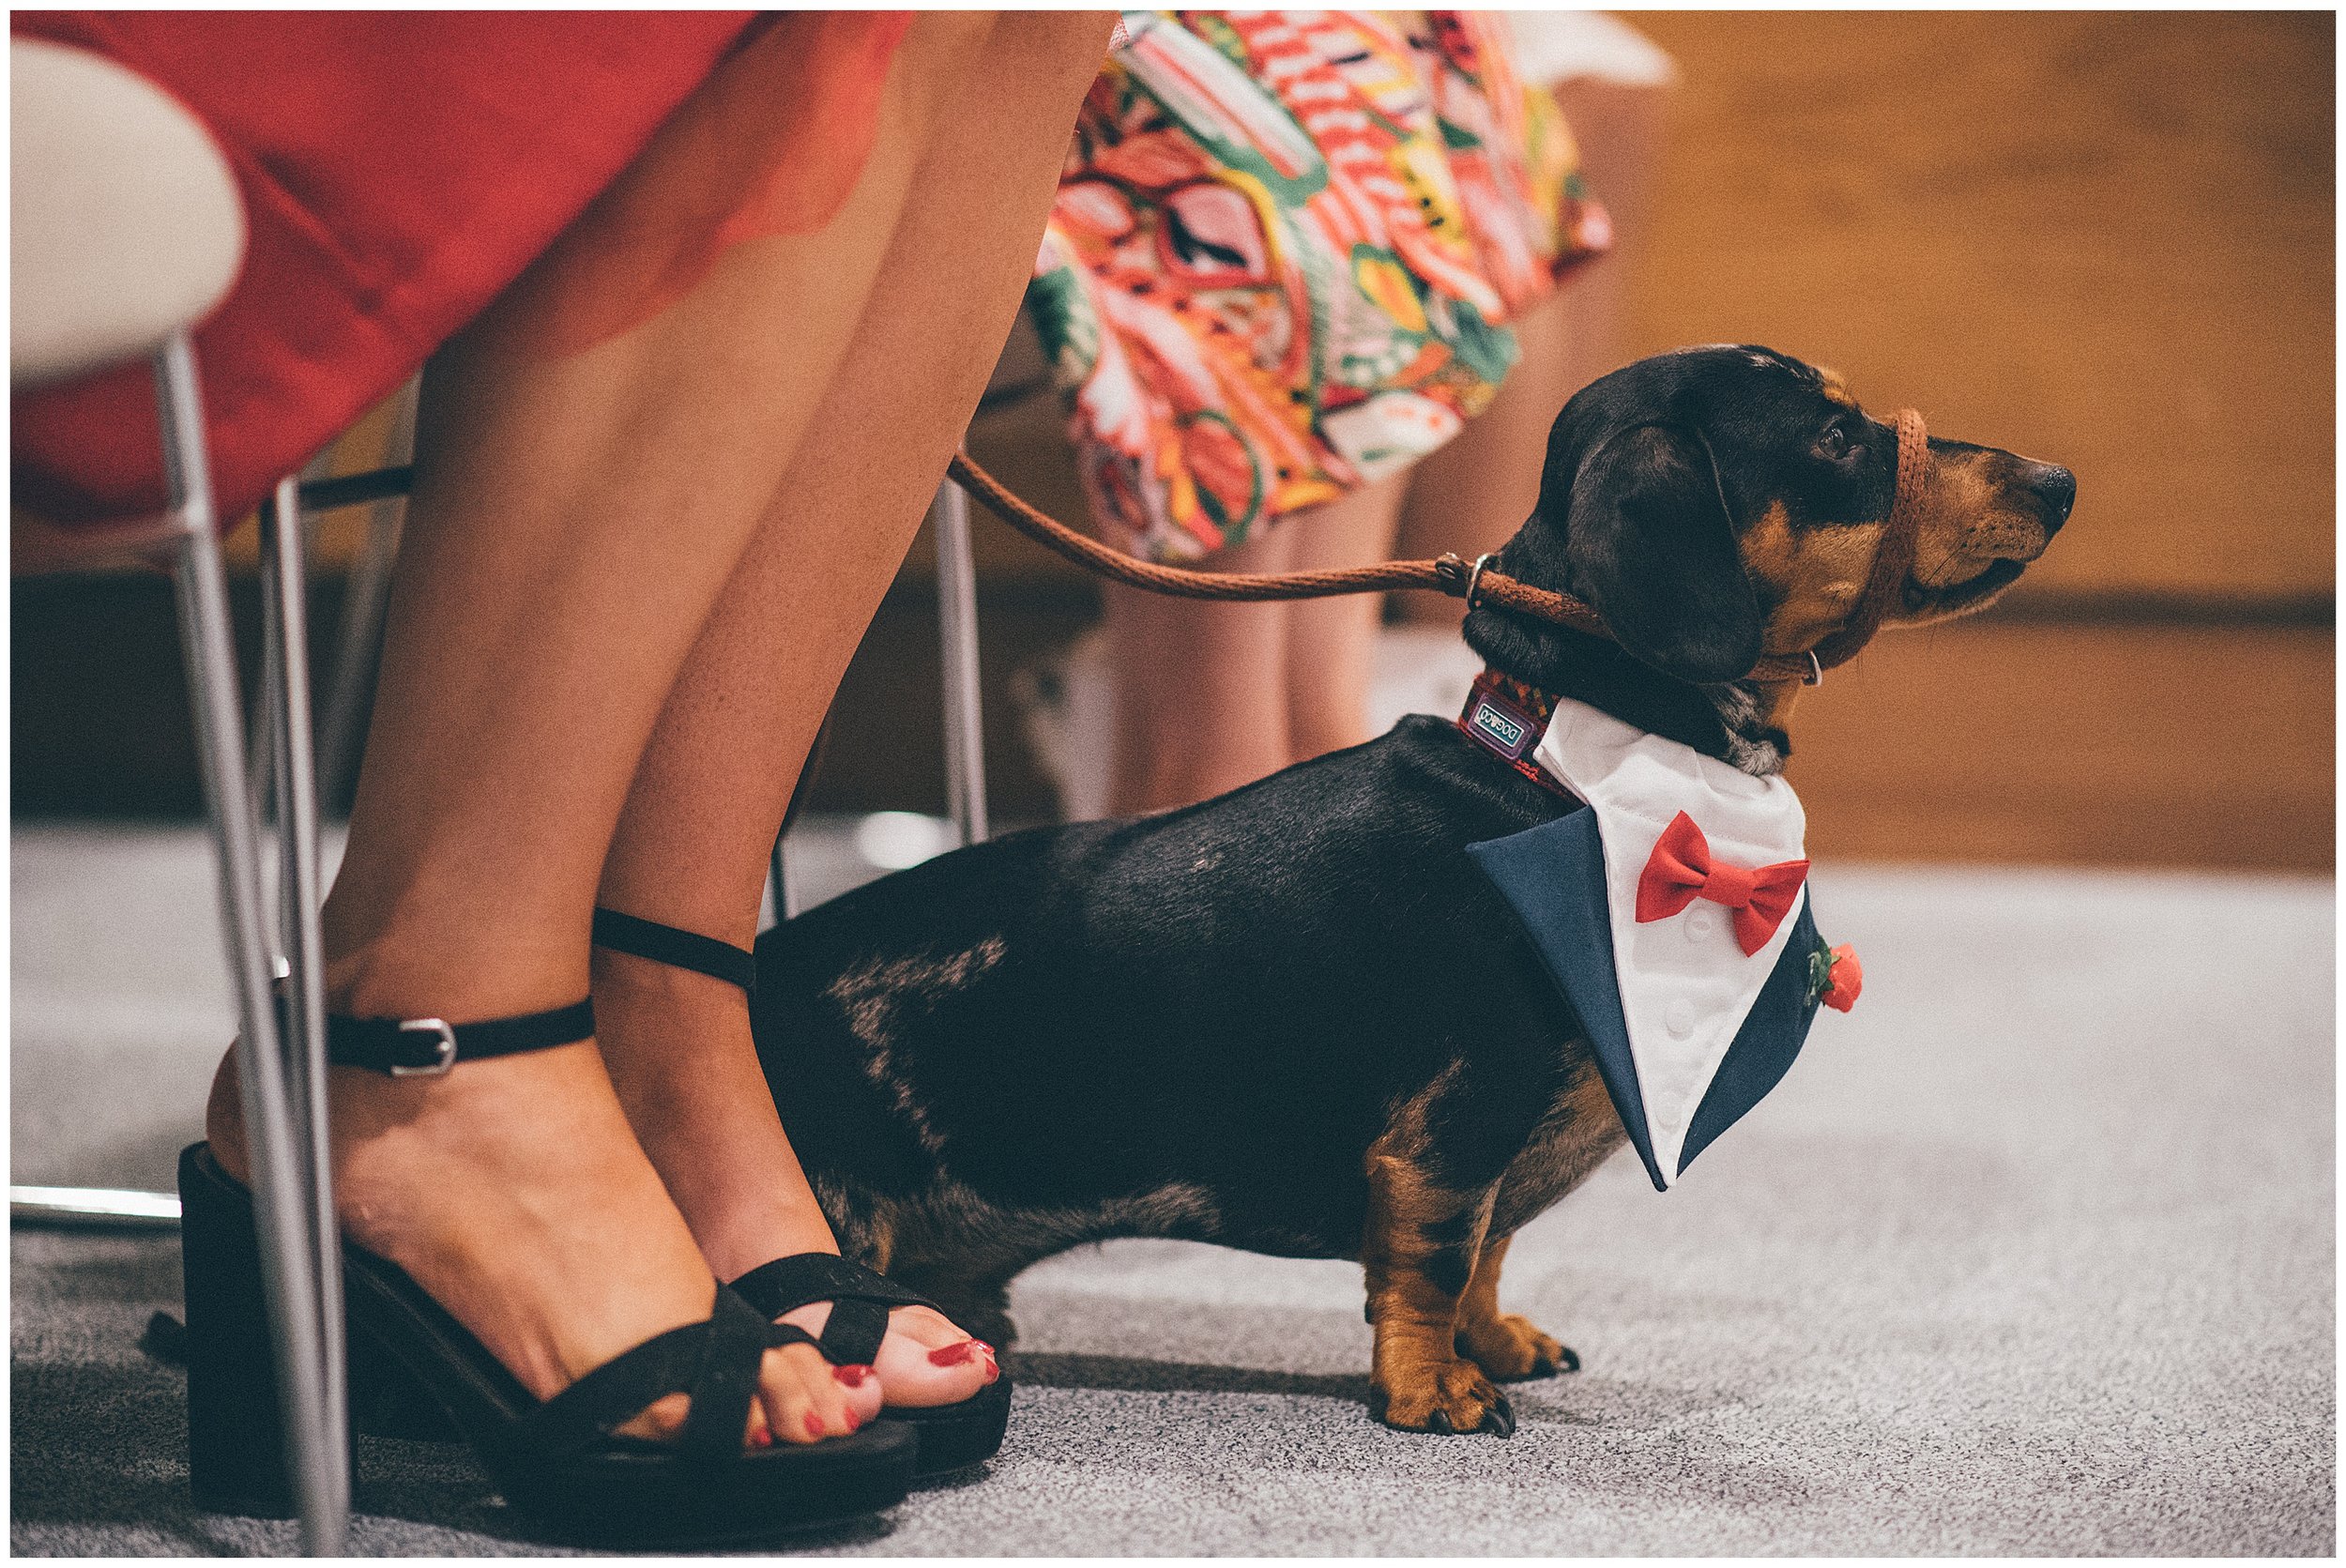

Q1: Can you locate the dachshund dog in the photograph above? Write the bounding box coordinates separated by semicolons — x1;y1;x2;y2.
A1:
749;345;2075;1436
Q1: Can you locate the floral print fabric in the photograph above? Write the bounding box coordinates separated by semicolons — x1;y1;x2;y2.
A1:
1028;10;1610;561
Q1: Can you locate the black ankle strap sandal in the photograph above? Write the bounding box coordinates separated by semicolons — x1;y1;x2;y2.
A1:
183;989;919;1546
593;906;757;991
727;1253;1012;1476
595;906;1013;1476
324;997;598;1075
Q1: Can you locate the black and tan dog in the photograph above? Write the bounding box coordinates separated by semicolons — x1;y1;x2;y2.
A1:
750;345;2073;1436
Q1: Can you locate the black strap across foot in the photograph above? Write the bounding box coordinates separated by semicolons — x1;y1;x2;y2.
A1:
729;1254;951;1368
324;997;596;1076
590;914;965;1366
512;1286;806;1464
593;907;756;993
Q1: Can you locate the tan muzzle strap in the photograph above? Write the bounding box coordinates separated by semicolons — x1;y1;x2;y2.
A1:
944;405;1927;688
1803;406;1928;677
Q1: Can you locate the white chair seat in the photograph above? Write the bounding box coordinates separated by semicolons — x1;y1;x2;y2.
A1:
10;38;246;388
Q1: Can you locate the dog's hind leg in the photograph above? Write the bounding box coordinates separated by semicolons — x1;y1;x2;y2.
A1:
1361;1146;1515;1438
1452;1234;1577;1380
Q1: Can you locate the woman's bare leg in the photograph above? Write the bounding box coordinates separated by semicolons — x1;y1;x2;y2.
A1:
1100;467;1409;814
591;10;1115;1410
1102;523;1301;815
1395;66;1674;625
1392;292;1575;630
1280;470;1410;759
203;11;1102;1446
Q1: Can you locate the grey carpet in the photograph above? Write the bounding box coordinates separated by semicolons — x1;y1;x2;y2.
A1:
11;824;2335;1554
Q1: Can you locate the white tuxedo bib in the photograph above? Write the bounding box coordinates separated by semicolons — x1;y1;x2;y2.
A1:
1464;690;1844;1189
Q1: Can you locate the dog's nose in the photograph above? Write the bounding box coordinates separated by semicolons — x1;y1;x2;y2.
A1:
2024;463;2076;531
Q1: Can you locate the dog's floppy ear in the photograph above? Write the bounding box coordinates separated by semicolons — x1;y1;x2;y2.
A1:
1560;421;1762;684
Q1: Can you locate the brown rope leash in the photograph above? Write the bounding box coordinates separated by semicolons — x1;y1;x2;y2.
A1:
944;406;1926;688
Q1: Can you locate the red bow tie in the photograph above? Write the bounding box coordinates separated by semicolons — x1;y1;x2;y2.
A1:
1635;811;1809;956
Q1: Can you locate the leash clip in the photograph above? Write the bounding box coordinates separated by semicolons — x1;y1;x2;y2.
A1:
1465;553;1497;609
1432;552;1500;609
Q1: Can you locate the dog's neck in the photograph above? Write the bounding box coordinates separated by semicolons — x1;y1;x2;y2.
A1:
1460;611;1793;776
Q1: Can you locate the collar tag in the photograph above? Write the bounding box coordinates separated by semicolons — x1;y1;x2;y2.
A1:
1466;687;1538;760
1456;670;1577;801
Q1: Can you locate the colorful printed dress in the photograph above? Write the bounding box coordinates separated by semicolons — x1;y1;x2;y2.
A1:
1028;10;1611;561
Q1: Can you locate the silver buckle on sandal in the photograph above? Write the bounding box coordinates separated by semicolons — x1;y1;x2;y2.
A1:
392;1018;458;1076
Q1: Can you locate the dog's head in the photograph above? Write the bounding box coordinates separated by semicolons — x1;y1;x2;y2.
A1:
1464;345;2074;766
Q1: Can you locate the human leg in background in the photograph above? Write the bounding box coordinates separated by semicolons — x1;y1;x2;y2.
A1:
591;8;1114;1412
204;10;1107;1447
1056;12;1605;818
1100;467;1409;817
1394;54;1675;626
1389;292;1576;632
1100;524;1300;816
1279;470;1411;763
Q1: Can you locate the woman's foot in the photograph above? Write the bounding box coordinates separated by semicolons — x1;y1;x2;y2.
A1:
591;944;997;1409
205;1021;884;1448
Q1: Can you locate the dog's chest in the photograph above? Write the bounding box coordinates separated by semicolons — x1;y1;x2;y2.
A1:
1489;1058;1626;1238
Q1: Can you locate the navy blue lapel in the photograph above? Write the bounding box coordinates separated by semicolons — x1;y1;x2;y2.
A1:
1678;899;1820;1174
1468;808;1666;1190
1468;813;1825;1191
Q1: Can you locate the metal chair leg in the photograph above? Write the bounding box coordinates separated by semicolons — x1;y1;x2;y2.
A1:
259;475;348;1529
933;475;988;848
159;335;349;1554
766;706;837;929
759;480;984;922
8;1186;182;1226
316;383;416;809
247;458;328;837
248;598;282;851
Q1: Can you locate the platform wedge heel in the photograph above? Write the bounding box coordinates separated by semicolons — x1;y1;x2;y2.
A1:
179;1141;342;1517
176;993;918;1547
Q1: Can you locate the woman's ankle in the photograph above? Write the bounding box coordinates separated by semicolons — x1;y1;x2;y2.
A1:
319;880;593;1024
203;921;600;1186
590;947;842;1282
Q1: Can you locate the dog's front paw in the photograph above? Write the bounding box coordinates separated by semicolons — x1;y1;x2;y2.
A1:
1456;1312;1577;1381
1372;1357;1516;1438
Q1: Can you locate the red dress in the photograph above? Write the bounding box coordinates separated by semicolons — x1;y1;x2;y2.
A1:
11;11;908;526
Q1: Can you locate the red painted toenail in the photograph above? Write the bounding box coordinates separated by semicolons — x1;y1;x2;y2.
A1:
927;1340;978;1366
750;1426;772;1449
846;1409;861;1432
834;1362;871;1388
803;1411;825;1438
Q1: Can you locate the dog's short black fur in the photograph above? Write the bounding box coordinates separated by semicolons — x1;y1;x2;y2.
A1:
751;347;2074;1435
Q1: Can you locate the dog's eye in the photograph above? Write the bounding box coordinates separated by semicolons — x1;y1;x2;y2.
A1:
1816;425;1851;461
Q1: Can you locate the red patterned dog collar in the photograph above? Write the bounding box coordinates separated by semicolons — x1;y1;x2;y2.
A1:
1456;670;1577;802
